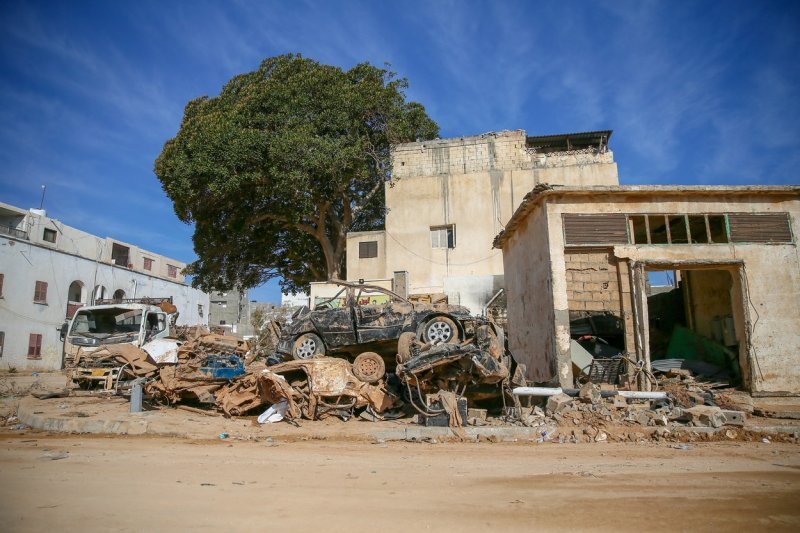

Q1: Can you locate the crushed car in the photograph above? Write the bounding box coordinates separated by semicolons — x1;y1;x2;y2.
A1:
273;281;477;370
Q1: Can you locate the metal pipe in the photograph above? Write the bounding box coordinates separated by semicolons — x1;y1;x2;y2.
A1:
512;386;667;400
511;387;563;396
482;289;504;317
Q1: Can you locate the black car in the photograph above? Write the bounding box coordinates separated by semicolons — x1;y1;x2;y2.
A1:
275;281;474;364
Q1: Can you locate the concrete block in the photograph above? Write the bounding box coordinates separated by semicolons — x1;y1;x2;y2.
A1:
684;405;726;428
578;383;601;404
547;393;574;415
467;408;488;422
720;410;746;427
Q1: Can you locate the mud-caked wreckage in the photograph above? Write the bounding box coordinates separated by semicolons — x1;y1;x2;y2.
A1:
28;129;800;440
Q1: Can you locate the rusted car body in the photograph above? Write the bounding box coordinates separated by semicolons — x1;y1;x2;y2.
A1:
274;281;475;365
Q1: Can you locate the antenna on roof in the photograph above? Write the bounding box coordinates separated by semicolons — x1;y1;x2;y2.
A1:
39;185;46;210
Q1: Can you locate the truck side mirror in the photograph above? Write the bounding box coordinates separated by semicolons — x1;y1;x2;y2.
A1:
59;322;68;341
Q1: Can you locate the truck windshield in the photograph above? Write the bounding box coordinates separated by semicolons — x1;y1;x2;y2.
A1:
70;308;142;339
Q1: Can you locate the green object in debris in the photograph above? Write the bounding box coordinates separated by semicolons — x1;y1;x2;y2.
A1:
665;325;737;376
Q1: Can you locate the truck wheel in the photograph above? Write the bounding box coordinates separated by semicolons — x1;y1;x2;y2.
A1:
352;352;386;383
292;333;325;360
422;316;459;344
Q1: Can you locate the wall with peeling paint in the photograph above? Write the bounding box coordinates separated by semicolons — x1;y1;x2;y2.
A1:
501;189;800;393
347;130;618;314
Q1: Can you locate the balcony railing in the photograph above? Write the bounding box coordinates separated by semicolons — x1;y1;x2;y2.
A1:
0;225;29;240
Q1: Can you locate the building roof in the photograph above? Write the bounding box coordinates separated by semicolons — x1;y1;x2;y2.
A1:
492;184;800;249
526;130;612;153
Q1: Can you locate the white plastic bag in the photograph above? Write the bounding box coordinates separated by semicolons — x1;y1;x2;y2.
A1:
258;399;289;424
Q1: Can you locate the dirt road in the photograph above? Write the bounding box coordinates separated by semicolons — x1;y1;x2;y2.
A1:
0;432;798;532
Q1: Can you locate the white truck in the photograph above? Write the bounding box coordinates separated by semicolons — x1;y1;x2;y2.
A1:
60;297;178;389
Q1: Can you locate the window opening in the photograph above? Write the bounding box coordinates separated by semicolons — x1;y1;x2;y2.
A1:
359;241;378;258
431;225;455;249
43;228;57;243
34;281;48;303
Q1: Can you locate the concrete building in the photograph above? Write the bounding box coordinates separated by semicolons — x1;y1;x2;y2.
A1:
346;129;618;313
0;201;209;370
493;185;800;395
208;289;251;336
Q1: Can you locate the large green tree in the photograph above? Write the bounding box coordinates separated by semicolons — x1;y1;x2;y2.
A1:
155;54;438;293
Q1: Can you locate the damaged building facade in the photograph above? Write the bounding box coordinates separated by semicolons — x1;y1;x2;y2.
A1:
494;185;800;395
0;201;209;370
345;129;618;314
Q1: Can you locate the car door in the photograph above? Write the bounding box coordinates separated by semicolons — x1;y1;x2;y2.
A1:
310;293;357;348
356;300;414;344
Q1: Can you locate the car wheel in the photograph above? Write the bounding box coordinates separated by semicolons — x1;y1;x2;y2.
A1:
396;332;417;364
292;332;325;360
352;352;386;383
422;316;459;344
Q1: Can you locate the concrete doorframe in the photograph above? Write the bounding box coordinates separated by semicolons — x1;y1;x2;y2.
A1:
629;259;752;392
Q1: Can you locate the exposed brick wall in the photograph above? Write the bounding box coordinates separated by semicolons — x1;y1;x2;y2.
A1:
392;130;528;178
565;250;635;353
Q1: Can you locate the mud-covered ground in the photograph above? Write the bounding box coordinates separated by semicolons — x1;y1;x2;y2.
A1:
0;431;798;532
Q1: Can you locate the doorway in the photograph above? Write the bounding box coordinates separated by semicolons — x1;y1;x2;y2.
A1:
643;265;747;389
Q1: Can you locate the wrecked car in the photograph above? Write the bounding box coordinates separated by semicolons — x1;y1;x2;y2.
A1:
216;358;398;420
274;281;474;368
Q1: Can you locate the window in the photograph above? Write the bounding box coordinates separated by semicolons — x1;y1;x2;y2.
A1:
143;257;153;271
729;213;791;243
0;273;4;298
431;225;456;249
111;243;130;267
198;304;204;317
27;334;42;359
33;281;48;304
43;228;57;243
563;214;628;245
219;320;226;325
0;332;4;357
167;264;178;278
359;241;378;258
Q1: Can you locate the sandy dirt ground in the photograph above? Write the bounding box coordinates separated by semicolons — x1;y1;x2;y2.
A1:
0;431;798;533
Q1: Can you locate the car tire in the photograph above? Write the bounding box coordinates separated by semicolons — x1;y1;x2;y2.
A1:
396;332;417;364
422;316;459;344
352;352;386;383
292;332;325;360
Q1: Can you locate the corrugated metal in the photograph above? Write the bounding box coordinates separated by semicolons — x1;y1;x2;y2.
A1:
563;214;628;245
729;213;793;243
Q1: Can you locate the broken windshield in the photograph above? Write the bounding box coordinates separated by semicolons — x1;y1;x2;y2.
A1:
70;308;143;339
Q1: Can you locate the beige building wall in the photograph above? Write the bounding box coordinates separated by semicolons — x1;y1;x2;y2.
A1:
499;187;800;394
346;130;618;312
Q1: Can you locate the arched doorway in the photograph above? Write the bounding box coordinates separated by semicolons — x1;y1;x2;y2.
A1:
93;285;106;304
113;289;126;302
66;281;85;318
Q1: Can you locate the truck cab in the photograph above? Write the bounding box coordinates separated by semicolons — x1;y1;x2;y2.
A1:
61;297;176;388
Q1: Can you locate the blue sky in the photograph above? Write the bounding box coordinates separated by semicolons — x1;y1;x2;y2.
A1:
1;1;798;302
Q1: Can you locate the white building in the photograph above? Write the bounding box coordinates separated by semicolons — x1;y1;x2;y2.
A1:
0;201;209;370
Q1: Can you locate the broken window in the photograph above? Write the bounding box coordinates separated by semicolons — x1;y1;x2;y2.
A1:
647;215;669;244
359;241;378;258
431;225;455;249
167;264;178;278
43;228;57;243
668;215;689;244
27;333;42;359
198;304;204;317
630;215;649;245
111;243;130;267
688;215;709;243
707;215;729;243
33;281;48;303
625;213;736;245
143;257;153;271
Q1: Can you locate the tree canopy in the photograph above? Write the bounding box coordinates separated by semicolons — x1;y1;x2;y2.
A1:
155;54;438;293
